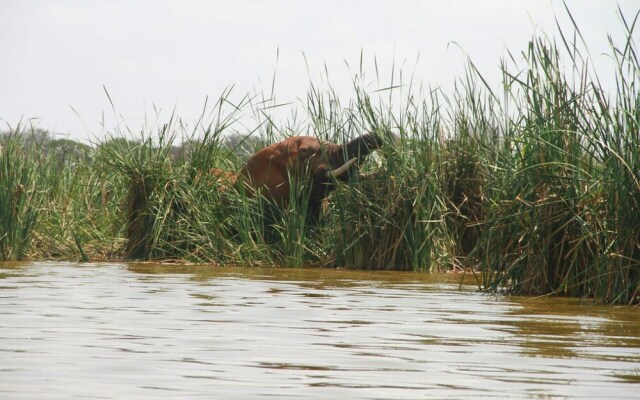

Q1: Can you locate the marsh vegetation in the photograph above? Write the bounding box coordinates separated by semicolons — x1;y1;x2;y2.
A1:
1;11;638;304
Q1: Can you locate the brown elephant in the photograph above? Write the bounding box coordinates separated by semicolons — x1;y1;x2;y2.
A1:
238;132;386;222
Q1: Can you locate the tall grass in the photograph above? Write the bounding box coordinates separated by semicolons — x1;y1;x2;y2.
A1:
0;130;54;260
471;8;640;304
1;7;638;303
0;126;124;261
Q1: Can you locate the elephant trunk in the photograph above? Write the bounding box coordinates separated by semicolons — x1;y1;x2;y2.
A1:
343;133;385;161
321;132;385;178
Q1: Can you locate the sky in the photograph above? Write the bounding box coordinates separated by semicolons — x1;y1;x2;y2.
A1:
1;0;638;143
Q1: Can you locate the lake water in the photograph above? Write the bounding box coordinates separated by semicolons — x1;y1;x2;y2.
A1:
1;262;639;399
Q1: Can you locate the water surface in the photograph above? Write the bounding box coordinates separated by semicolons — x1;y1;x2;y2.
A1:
1;262;639;399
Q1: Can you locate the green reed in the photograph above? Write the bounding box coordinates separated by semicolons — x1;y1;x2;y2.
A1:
0;131;52;260
323;91;455;271
2;6;637;304
473;8;640;304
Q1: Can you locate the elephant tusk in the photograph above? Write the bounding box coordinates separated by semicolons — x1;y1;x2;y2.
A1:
324;158;358;179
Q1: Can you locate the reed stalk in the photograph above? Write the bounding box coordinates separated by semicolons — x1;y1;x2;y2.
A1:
1;6;637;303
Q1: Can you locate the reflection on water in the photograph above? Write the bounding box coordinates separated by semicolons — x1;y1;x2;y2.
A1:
0;261;638;399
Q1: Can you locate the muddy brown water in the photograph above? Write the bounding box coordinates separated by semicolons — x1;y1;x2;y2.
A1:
0;262;639;399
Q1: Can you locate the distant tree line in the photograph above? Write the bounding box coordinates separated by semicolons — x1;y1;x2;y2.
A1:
0;128;266;167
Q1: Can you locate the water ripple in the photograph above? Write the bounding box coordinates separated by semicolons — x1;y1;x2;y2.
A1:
0;262;638;399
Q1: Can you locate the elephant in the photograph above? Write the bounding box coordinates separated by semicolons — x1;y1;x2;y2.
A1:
237;132;386;222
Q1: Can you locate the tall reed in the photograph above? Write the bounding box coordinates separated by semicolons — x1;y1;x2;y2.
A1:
1;6;637;304
0;129;58;260
474;8;640;304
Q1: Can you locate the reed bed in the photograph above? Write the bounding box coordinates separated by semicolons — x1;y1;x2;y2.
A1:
1;9;638;304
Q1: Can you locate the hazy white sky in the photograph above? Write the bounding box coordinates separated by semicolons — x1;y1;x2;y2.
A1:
1;0;638;142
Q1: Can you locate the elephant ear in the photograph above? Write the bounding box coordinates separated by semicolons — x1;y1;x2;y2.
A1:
323;158;357;179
